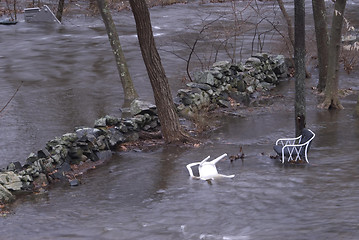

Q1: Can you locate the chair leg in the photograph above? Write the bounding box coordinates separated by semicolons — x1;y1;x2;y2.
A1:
186;162;200;177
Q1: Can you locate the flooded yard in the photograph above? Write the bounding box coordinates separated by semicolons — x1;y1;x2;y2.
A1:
0;1;359;239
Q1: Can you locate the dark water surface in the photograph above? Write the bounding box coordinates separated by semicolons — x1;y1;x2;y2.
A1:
1;1;359;239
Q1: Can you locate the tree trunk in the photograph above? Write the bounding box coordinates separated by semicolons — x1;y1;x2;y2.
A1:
128;0;191;143
277;0;294;48
319;0;346;110
294;0;306;136
56;0;65;22
277;0;311;78
312;0;329;92
96;0;138;102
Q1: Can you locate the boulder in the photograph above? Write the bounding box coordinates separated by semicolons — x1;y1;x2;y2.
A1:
0;172;23;191
130;99;157;116
270;55;287;77
0;184;14;203
193;71;215;86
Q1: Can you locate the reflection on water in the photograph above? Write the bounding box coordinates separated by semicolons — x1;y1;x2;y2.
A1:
0;1;359;239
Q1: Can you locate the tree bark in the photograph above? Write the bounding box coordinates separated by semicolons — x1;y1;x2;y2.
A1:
56;0;65;22
294;0;306;136
312;0;329;92
319;0;346;110
128;0;192;143
96;0;138;102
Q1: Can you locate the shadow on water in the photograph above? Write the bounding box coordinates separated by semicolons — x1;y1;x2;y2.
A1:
0;1;359;239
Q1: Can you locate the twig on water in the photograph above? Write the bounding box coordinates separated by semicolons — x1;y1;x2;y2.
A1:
0;81;23;115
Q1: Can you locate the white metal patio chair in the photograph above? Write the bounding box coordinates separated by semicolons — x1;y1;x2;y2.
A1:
273;128;315;163
186;153;235;180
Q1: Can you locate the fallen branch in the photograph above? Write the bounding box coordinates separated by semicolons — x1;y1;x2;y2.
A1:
0;81;23;115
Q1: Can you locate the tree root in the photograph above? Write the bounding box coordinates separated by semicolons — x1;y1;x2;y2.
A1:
318;98;344;110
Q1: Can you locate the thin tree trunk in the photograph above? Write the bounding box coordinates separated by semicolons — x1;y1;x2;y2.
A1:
319;0;346;109
277;0;311;78
96;0;138;102
294;0;306;136
312;0;329;92
129;0;192;143
277;0;294;47
56;0;65;22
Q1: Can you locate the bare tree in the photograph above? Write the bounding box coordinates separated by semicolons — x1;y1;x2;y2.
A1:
319;0;347;109
277;0;294;48
312;0;329;92
128;0;192;143
294;0;306;135
96;0;138;103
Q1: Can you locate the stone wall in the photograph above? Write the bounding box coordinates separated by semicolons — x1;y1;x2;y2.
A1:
175;53;288;117
0;100;159;203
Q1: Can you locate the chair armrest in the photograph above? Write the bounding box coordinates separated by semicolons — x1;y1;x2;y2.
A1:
275;135;302;145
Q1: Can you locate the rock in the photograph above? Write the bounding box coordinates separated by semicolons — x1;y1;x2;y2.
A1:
236;79;247;92
186;82;211;91
0;172;23;191
245;57;262;66
270;55;287;77
108;128;125;147
246;85;255;94
84;149;100;162
212;61;230;69
252;53;269;61
218;99;231;108
104;115;120;126
76;128;102;140
0;184;14;203
61;133;78;143
37;148;51;159
33;173;49;188
94;117;107;127
264;72;278;84
177;89;193;106
193;71;215;86
20;175;33;182
116;124;128;133
6;162;22;172
26;152;38;165
69;179;80;187
130;99;157;116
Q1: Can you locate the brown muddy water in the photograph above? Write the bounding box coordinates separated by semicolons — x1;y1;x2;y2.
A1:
1;1;359;239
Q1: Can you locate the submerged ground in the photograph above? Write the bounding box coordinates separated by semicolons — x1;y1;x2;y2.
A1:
0;1;359;239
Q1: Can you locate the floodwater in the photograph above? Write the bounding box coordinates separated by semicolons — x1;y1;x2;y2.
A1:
1;1;359;239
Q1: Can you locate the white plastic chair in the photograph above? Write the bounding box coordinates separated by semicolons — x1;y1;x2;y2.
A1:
186;153;235;180
273;128;315;163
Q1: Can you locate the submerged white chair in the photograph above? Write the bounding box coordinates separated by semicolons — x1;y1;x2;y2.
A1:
186;153;235;180
273;128;315;163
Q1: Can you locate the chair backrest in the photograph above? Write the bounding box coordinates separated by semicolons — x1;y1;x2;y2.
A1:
299;128;315;155
300;128;314;144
